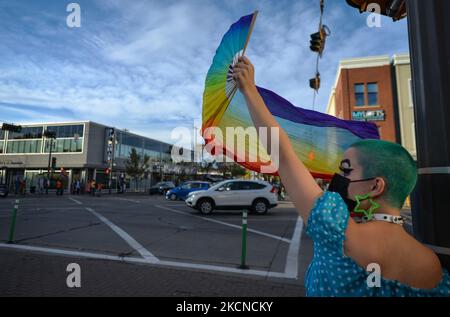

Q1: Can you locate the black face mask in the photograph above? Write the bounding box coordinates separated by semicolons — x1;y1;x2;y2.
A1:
328;173;375;212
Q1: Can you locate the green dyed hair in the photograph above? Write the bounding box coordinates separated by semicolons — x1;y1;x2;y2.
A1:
350;139;418;209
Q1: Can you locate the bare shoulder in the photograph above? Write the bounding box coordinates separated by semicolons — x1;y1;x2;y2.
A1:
345;221;443;289
398;235;443;288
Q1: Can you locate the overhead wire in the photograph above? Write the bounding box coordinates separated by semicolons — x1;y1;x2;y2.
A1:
311;0;329;111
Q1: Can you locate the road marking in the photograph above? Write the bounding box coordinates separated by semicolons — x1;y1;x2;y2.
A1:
1;198;303;280
0;243;131;261
0;243;290;279
112;197;141;203
34;207;85;211
156;259;288;279
85;207;159;264
284;217;303;279
69;197;83;205
69;196;158;264
155;205;291;244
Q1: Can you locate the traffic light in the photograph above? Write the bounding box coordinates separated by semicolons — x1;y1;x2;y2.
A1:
107;128;115;163
309;73;321;91
310;25;330;56
105;168;111;175
51;157;57;169
1;123;22;133
108;128;115;141
345;0;406;21
310;31;323;54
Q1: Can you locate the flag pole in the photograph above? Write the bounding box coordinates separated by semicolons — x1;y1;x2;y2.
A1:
242;10;259;57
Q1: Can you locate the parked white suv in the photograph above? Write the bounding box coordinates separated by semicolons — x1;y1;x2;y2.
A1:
185;180;278;215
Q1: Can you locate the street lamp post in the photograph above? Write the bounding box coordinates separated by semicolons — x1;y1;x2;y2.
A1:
44;130;56;195
107;128;116;195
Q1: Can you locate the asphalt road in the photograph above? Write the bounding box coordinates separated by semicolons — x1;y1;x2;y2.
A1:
0;193;312;296
0;193;414;297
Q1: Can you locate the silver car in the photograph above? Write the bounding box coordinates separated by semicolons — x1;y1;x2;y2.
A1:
185;180;278;215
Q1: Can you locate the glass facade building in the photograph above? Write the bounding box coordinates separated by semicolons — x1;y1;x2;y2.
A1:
0;129;5;154
114;131;172;163
1;124;84;155
0;121;188;192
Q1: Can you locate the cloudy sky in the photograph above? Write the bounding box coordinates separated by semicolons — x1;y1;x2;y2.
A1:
0;0;409;146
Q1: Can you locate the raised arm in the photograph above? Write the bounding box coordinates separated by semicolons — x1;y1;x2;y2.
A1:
233;56;323;223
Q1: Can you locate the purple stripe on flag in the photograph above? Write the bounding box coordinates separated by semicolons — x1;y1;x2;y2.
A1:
257;86;380;140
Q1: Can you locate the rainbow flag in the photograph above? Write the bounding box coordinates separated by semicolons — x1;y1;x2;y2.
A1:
202;13;380;179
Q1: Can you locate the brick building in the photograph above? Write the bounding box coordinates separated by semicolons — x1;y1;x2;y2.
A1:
327;56;398;142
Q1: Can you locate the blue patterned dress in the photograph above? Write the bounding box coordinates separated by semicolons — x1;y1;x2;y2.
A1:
305;191;450;297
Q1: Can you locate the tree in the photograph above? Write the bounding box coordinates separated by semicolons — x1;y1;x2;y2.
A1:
175;161;190;184
200;160;216;178
229;163;247;178
125;148;150;191
216;162;248;178
217;162;230;178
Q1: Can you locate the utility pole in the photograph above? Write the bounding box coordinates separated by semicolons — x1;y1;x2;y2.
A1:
407;0;450;269
160;142;163;181
107;128;116;194
44;129;56;195
193;124;197;163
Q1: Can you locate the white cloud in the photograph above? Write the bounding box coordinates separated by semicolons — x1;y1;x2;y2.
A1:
0;0;409;145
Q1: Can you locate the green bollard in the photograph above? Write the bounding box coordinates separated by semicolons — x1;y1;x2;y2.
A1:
8;199;20;244
239;210;249;270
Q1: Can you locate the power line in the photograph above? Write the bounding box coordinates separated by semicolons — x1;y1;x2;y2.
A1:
309;0;331;111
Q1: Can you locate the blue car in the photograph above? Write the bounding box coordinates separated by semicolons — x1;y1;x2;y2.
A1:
165;181;210;201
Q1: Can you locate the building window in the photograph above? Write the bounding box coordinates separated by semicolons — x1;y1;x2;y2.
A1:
0;141;4;154
44;139;83;153
367;83;379;106
354;84;365;107
6;140;42;154
8;126;43;140
46;125;84;138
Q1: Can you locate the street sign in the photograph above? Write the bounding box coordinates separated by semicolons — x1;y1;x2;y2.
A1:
352;110;385;121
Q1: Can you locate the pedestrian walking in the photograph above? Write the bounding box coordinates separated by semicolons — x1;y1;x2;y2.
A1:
19;179;26;195
75;179;81;195
14;176;20;195
86;179;91;195
97;183;103;197
38;177;44;194
91;179;96;197
56;179;63;196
